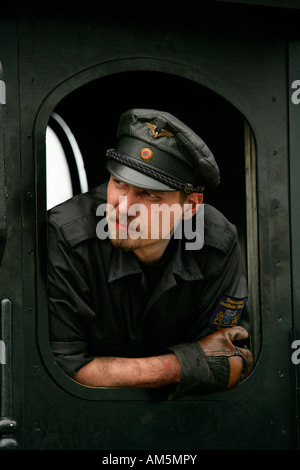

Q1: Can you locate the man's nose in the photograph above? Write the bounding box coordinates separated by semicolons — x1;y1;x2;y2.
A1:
118;190;136;216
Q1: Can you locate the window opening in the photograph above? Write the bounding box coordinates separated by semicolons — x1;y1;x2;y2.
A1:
42;71;260;398
46;125;73;210
46;112;88;210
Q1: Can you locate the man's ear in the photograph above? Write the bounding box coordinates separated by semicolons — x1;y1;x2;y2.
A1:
182;193;203;220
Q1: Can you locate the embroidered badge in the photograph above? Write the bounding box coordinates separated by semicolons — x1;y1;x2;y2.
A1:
209;295;247;330
140;147;153;161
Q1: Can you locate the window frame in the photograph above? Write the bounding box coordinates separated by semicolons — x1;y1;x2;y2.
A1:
35;61;260;401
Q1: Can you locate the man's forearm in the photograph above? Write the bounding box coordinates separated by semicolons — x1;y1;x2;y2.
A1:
72;353;181;388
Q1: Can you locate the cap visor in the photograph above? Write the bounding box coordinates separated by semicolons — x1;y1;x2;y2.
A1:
106;160;176;192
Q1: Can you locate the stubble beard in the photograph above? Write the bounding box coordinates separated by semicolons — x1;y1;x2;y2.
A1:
109;234;142;252
107;215;143;252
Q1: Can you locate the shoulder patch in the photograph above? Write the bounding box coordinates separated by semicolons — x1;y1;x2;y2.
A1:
209;295;247;330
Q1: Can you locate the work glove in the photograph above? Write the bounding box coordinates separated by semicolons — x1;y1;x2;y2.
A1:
167;326;252;399
197;326;252;390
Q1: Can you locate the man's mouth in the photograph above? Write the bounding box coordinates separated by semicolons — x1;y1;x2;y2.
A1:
116;220;129;232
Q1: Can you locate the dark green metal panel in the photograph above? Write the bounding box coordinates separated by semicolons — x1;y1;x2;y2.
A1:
289;38;300;449
0;2;299;449
23;8;297;449
0;62;6;266
0;12;24;450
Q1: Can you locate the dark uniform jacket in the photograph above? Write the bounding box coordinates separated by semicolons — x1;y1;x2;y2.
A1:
48;182;249;388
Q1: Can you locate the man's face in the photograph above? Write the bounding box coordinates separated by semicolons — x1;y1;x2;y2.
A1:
106;175;185;254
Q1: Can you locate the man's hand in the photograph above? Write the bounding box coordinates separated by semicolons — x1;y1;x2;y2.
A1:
197;326;252;390
72;326;252;398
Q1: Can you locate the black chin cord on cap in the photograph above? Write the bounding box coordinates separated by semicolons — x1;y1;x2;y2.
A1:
106;149;205;194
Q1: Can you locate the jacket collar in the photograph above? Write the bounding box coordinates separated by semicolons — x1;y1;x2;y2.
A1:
108;235;204;284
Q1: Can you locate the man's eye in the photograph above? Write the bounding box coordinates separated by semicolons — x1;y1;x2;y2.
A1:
114;179;126;187
145;191;158;199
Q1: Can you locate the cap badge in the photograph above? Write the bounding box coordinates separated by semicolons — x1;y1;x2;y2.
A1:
140;148;153;161
146;122;174;139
